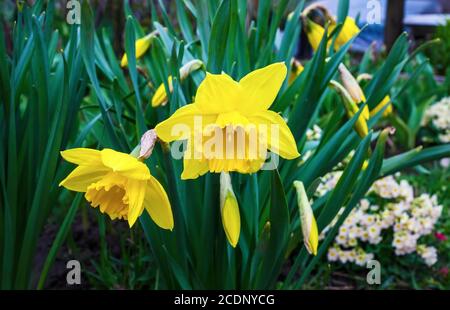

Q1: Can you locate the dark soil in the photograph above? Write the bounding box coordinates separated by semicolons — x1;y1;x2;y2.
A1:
32;208;128;290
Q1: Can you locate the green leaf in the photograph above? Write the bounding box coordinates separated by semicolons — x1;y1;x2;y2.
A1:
37;194;82;289
256;169;289;289
207;0;231;73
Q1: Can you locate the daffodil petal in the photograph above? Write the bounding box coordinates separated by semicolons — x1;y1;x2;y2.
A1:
238;62;287;113
59;165;110;192
126;179;147;227
100;149;150;180
155;104;216;142
60;148;103;166
249;111;300;159
144;175;174;230
194;72;240;114
181;139;209;180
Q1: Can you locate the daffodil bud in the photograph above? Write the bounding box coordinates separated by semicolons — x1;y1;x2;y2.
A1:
334;17;360;49
330;80;369;137
151;76;173;107
220;172;240;248
151;59;204;107
293;181;318;256
288;59;304;85
179;59;204;80
121;30;159;68
370;95;393;118
338;64;369;120
138;129;158;160
304;17;326;52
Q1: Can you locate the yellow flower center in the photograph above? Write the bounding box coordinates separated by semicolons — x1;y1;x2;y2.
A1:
190;124;268;173
85;174;129;220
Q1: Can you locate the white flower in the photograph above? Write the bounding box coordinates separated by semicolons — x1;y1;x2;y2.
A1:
417;245;438;266
327;247;339;262
422;97;450;143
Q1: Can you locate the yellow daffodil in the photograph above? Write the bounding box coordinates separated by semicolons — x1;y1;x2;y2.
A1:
288;59;304;85
155;62;300;179
121;31;158;67
338;64;369;120
151;59;204;107
59;148;174;229
370;95;393;118
220;172;240;247
293;181;318;255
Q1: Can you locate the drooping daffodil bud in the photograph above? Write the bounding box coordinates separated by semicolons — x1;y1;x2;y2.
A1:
370;95;393;118
121;30;159;67
304;17;326;51
330;80;369;138
338;63;369;120
288;59;304;85
293;181;318;256
138;129;158;160
220;172;240;248
151;59;204;107
332;17;360;49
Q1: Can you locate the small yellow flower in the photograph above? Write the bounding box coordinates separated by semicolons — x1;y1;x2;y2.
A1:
59;148;174;229
293;181;318;255
155;62;300;179
288;59;304;85
151;60;204;107
121;31;157;68
220;172;240;247
370;96;393;118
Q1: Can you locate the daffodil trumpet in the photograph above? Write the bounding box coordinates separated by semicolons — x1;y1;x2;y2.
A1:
59;144;174;230
151;59;204;107
220;172;241;248
293;181;318;256
155;62;300;179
